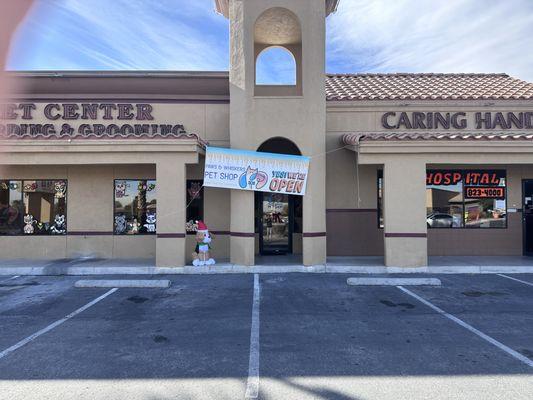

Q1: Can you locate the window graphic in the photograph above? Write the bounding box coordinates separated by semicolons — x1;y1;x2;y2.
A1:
114;179;156;235
186;180;204;233
0;180;67;235
426;170;507;228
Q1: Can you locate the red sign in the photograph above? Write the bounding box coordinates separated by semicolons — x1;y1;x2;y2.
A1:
427;171;503;186
426;171;462;186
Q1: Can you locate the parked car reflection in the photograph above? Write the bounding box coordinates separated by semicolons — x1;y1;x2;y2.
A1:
426;213;461;228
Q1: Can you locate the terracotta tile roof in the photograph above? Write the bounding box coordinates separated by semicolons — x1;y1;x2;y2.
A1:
326;73;533;101
343;132;533;144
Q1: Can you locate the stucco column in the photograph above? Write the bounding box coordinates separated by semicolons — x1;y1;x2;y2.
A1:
66;165;113;258
230;189;255;266
302;154;327;266
383;158;427;268
156;158;186;267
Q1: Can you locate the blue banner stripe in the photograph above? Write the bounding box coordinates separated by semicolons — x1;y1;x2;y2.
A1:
206;146;310;162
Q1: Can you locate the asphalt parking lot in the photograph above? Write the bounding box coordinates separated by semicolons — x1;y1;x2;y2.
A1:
0;273;532;400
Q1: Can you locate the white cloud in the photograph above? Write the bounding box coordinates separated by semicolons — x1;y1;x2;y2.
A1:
9;0;533;83
327;0;533;81
8;0;229;71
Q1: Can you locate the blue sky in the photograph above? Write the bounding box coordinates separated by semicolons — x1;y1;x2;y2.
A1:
7;0;533;82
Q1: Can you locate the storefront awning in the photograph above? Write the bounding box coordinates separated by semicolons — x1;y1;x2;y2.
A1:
343;132;533;146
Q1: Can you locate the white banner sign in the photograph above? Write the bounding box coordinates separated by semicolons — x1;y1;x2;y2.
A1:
204;146;310;196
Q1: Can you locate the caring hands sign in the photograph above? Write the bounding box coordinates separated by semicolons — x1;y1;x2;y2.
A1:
204;147;309;196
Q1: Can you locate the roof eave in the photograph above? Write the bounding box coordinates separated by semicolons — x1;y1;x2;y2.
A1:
326;0;340;15
214;0;228;17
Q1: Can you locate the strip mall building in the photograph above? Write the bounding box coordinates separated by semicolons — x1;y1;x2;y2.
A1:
1;0;533;269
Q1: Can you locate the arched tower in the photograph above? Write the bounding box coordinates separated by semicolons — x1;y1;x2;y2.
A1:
215;0;339;266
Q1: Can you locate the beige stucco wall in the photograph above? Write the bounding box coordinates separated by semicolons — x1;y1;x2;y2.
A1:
0;100;228;263
325;100;533;258
427;164;532;256
3;79;533;263
0;164;157;259
0;160;232;262
186;162;231;262
325;132;383;255
326;100;533;133
1;101;229;147
229;0;327;266
323;157;533;257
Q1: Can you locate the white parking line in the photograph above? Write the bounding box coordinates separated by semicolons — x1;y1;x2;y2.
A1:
0;276;20;284
397;285;533;368
0;288;118;360
245;274;261;399
497;274;533;288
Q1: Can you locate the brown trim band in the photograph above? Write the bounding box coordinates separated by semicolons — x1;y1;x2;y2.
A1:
157;233;186;238
326;208;378;213
186;230;231;236
9;97;230;104
230;232;255;238
385;233;427;238
68;231;113;236
211;230;231;235
302;232;327;238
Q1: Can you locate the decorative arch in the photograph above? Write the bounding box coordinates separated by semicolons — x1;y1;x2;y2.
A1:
255;137;303;258
254;7;301;46
257;136;301;155
254;7;302;95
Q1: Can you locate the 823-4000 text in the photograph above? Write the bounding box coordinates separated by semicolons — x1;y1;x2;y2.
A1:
464;186;505;199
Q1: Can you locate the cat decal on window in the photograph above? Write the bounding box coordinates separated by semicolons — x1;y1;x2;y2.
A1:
238;166;268;190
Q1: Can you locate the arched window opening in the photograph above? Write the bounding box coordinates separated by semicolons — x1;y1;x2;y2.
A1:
257;137;301;155
255;47;297;86
254;7;302;95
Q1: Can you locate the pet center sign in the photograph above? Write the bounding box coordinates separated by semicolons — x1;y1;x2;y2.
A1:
204;146;310;196
0;102;186;137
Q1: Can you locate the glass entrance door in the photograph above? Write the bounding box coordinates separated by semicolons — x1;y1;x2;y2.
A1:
523;180;533;255
259;193;292;254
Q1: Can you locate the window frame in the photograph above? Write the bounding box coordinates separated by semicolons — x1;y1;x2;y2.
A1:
377;169;508;229
185;179;204;234
426;169;507;229
113;178;157;236
0;179;68;236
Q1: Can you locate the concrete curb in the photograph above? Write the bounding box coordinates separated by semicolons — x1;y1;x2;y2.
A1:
2;264;533;275
74;280;171;288
347;277;442;286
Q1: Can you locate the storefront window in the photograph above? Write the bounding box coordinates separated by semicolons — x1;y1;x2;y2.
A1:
114;179;156;235
463;171;506;228
377;170;507;229
0;181;23;235
186;180;204;233
0;180;67;235
426;170;506;228
426;171;464;228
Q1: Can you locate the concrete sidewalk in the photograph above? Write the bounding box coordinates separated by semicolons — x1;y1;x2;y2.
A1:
2;256;533;275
